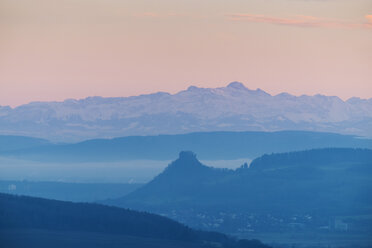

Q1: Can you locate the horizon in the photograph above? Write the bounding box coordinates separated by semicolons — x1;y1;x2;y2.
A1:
1;0;371;107
1;82;371;108
2;1;372;247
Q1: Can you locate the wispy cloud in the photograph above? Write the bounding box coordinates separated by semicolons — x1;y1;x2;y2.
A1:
365;15;372;27
226;13;372;30
132;12;187;18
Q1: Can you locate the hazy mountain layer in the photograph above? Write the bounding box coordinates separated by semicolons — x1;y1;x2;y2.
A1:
0;135;50;152
2;131;372;162
1;82;371;142
0;180;143;202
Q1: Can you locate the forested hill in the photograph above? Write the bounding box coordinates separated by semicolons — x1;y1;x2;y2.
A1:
0;193;270;248
108;149;372;216
249;148;372;171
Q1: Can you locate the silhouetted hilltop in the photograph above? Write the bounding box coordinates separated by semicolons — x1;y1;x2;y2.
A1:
162;151;213;175
118;152;229;205
107;148;372;217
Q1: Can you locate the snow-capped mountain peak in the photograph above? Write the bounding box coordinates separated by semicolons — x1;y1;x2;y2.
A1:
0;82;371;142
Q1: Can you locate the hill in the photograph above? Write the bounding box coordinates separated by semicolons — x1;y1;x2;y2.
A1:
106;149;372;235
2;131;372;162
0;193;270;248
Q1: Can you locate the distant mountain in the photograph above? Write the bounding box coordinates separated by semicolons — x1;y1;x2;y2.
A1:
0;135;50;152
1;82;371;142
0;193;270;248
2;131;372;162
106;149;372;234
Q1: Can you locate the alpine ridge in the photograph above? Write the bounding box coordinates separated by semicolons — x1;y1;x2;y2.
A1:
1;82;371;142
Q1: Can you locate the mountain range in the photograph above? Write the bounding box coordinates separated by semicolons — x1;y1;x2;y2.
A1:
1;82;371;142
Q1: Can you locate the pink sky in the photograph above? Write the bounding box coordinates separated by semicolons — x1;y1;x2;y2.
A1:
0;0;372;107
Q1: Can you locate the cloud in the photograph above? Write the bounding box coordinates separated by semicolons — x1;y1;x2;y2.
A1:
132;12;186;18
365;15;372;26
364;15;372;30
226;13;372;30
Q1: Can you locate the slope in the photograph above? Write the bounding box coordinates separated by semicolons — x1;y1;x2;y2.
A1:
106;149;372;234
0;193;270;248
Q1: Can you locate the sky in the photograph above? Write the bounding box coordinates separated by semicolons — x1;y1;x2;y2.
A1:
0;0;371;107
